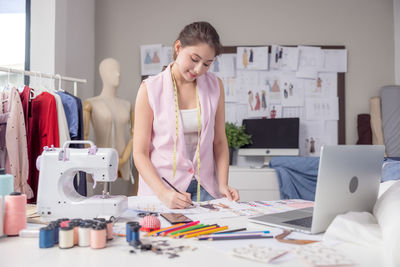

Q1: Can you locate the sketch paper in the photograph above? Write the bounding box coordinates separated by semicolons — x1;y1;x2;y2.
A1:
222;77;238;102
305;72;337;98
305;97;339;121
161;46;173;68
236;70;259;104
296;46;323;79
320;49;347;72
267;104;282;119
237;46;269;70
282;106;305;119
270;45;299;71
210;53;236;78
299;121;325;156
280;73;305;107
141;44;163;76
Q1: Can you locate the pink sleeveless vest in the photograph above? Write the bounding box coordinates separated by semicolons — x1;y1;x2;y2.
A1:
137;64;222;198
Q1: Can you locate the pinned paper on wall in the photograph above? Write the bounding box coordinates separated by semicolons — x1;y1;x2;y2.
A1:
305;73;338;98
161;46;173;68
270;45;299;71
222;77;238;102
280;74;305;107
296;46;323;79
210;53;236;78
299;121;325;156
236;70;258;104
305;97;339;121
320;49;347;73
236;46;269;70
140;44;163;76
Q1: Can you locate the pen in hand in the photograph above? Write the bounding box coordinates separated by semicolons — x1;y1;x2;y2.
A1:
162;177;194;207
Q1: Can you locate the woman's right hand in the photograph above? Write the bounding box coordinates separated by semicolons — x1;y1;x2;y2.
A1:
159;189;193;209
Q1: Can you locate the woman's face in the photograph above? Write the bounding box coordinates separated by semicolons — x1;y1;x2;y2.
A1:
174;41;215;82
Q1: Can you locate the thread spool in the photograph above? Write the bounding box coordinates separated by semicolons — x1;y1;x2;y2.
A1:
106;220;114;240
60;220;70;228
0;169;13;200
78;224;91;247
126;221;139;242
70;221;80;245
39;226;54;248
50;221;60;243
0;169;13;228
59;226;74;249
90;224;107;249
130;225;141;244
0;196;3;237
4;192;26;236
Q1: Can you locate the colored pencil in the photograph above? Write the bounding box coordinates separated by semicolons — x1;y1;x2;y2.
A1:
198;234;273;241
212;228;247;234
162;177;194;207
145;223;185;237
184;226;228;238
159;221;200;236
173;224;219;238
212;230;270;236
168;224;205;236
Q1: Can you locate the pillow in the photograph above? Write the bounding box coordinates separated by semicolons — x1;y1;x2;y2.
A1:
373;180;400;266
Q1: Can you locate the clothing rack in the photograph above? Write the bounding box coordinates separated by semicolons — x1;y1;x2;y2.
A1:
0;66;87;96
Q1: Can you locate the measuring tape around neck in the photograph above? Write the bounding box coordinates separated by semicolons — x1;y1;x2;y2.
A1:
171;70;202;202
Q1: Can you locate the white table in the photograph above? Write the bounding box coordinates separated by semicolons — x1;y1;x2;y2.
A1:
0;202;394;267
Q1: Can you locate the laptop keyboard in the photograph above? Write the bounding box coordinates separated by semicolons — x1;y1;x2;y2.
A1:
283;216;313;228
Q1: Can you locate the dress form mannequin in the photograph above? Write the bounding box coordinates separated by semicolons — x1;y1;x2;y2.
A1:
83;58;135;193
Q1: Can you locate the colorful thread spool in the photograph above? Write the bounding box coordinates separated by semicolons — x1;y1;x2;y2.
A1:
90;223;107;249
39;226;54;248
126;221;140;242
0;169;13;200
4;192;26;236
59;226;74;249
78;224;91;247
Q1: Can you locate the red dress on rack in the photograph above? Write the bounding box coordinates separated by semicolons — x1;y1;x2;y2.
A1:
20;86;59;203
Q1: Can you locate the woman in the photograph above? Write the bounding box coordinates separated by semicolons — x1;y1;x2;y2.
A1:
133;21;239;209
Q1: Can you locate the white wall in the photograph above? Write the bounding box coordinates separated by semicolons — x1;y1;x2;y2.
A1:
395;0;400;84
95;0;395;144
31;0;95;100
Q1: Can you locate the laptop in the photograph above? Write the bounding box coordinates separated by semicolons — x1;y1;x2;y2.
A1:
249;145;385;234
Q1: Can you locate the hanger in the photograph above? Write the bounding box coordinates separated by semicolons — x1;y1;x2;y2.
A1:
30;71;42;100
73;81;77;96
55;74;65;92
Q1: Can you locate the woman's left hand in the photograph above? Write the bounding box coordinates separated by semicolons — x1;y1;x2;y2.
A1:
219;185;240;201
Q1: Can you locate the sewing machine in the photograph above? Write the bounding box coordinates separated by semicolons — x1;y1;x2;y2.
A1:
36;141;128;220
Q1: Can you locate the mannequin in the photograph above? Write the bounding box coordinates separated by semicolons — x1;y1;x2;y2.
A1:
83;58;135;192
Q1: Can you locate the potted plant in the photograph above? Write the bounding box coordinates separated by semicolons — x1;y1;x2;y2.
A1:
225;122;252;165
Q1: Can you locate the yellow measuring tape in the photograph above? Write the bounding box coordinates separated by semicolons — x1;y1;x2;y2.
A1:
171;70;202;202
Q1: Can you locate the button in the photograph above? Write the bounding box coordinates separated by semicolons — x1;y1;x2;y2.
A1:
189;168;194;174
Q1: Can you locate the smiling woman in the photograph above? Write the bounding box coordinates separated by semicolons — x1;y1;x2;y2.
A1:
0;0;29;87
133;21;240;209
